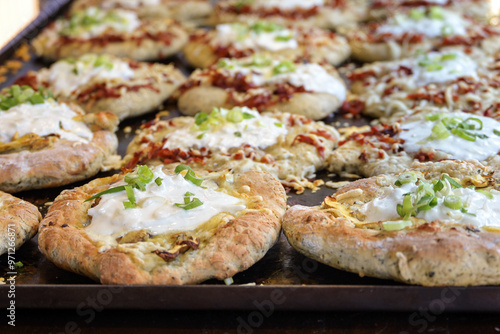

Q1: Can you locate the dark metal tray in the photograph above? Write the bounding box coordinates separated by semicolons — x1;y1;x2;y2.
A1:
0;0;499;312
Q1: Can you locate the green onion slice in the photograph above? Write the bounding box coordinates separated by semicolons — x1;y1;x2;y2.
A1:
441;174;462;189
383;220;412;231
175;164;204;187
443;195;463;210
395;172;418;186
476;189;494;199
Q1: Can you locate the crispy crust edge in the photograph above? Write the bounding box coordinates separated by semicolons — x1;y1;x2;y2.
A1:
38;169;287;284
0;191;42;255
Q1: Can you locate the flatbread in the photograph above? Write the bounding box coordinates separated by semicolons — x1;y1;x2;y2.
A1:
122;107;340;193
177;55;347;120
0;191;41;256
32;7;188;61
283;160;500;286
210;0;366;30
0;86;119;193
16;54;186;120
184;21;350;68
345;7;500;62
366;0;490;21
328;108;500;178
38;166;287;284
342;48;500;122
69;0;213;25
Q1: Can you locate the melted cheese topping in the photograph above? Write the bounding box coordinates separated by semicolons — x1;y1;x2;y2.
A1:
360;181;500;228
254;0;324;10
222;58;346;100
38;55;135;96
376;8;468;38
163;107;288;153
399;111;500;160
214;23;298;52
400;51;478;86
86;166;246;236
102;0;161;9
0;101;93;143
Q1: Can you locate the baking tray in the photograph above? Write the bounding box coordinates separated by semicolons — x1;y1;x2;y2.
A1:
0;0;500;312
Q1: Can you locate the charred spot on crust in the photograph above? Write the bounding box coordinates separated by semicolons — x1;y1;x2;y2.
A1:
61;224;69;228
152;236;201;262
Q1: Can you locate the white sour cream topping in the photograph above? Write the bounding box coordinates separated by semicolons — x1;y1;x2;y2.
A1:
376;8;468;38
214;24;298;52
102;0;161;9
70;8;140;38
360;181;500;228
399;111;500;161
163;107;288;153
254;0;324;10
223;59;346;100
0;101;93;143
400;51;478;86
86;166;246;236
38;55;135;96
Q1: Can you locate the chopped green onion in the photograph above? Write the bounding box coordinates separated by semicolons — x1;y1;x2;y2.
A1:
275;34;293;42
234;131;242;137
494;129;500;136
224;277;234;285
476;189;494;199
274;122;283;127
441;174;462;189
409;8;425;20
433;180;444;192
175;164;203;187
451;128;476;141
443;195;463;210
195;112;209;125
14;261;24;268
154;177;163;186
242;112;256;119
440;53;457;61
273;60;296;75
429;6;444;20
441;24;454;36
217;59;232;69
426;113;442;121
395;172;418;186
383;220;412;231
226;108;244;123
85;185;127;202
430;121;451;140
461;208;476;216
175;192;203;210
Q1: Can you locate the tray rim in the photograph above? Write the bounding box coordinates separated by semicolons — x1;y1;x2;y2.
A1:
1;0;500;314
1;284;500;311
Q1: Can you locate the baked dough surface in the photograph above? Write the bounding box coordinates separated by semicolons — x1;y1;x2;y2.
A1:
284;160;500;286
32;14;188;61
123;109;340;193
0;191;41;256
0;105;119;193
16;55;186;120
38;168;286;284
184;23;350;68
177;55;346;120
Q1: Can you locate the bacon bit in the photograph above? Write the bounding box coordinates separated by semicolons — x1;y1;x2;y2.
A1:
260;154;275;163
397;65;413;76
310;129;337;142
340;100;365;118
414;151;435;162
152;237;200;262
287;114;312;127
57;30;175;48
383;85;400;96
406;91;456;105
76;82;159;103
292;134;325;158
230;91;273;111
214;45;254;60
347;70;376;82
14;73;42;88
338;124;402;150
274;83;307;102
178;79;202;95
359;150;369;162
